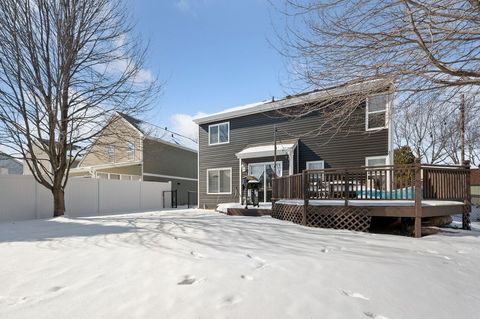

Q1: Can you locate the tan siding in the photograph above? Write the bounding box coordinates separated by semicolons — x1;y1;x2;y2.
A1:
80;116;142;167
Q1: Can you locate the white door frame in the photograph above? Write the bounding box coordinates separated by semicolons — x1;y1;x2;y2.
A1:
247;161;283;202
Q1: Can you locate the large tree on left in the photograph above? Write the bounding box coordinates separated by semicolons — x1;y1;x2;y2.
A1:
0;0;159;216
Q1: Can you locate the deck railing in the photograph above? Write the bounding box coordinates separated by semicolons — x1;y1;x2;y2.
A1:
272;162;470;202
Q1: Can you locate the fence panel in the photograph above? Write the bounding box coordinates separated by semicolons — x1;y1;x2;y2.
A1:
0;175;171;222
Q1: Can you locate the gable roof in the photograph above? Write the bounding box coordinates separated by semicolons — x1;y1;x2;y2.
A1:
193;78;394;125
117;113;198;152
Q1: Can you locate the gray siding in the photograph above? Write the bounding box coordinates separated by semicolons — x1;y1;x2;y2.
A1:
142;138;198;205
143;139;198;179
143;175;197;206
198;105;388;209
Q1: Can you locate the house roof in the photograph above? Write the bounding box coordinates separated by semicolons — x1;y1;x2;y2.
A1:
117;113;198;152
193;78;394;125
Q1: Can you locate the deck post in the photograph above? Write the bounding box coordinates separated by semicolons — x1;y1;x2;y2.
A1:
414;158;422;238
463;160;471;230
344;169;349;206
302;170;308;226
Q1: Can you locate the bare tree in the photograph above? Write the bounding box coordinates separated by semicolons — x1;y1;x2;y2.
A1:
276;0;480;91
271;0;480;148
0;0;160;216
395;93;480;164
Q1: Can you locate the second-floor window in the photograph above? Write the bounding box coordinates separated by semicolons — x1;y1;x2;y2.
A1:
366;94;388;131
106;145;115;162
127;142;135;161
209;122;229;145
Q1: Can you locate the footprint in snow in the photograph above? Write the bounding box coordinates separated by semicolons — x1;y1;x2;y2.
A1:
177;275;202;285
240;275;253;281
342;290;370;300
48;286;64;293
321;247;329;253
426;249;439;254
246;254;267;269
364;311;390;319
222;295;242;306
190;251;205;259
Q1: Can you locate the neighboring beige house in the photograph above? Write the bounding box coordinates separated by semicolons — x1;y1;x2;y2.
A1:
23;141;81;176
0;152;23;175
70;112;198;206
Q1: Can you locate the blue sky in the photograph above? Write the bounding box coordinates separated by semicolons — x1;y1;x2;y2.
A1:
128;0;290;139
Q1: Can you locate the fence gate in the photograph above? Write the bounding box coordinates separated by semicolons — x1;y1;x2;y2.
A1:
163;190;177;208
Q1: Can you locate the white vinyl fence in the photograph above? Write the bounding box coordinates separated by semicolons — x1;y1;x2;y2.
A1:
0;175;171;222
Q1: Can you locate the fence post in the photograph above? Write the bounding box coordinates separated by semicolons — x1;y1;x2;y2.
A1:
463;160;471;230
302;170;308;226
414;158;422;238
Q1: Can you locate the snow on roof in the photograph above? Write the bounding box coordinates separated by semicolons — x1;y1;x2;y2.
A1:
193;78;393;124
117;113;198;152
235;140;297;159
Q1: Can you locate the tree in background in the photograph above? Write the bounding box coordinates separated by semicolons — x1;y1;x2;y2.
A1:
0;0;160;216
273;0;480;138
394;146;415;165
394;93;480;164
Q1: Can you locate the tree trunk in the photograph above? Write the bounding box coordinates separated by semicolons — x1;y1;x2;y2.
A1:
53;187;66;217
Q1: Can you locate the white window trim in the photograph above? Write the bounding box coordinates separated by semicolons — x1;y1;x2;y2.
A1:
247;161;283;203
106;145;115;163
365;155;389;167
247;161;283;177
366;93;389;131
206;167;232;195
208;122;230;146
127;142;135;161
306;160;325;170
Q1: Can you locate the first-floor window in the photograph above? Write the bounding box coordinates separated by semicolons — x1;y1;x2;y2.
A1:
207;168;231;194
306;160;325;170
365;155;388;167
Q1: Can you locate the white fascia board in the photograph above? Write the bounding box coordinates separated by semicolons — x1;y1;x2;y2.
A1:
71;161;142;172
194;79;394;125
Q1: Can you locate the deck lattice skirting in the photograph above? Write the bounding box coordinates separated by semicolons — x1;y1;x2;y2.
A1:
272;203;372;232
272;159;472;237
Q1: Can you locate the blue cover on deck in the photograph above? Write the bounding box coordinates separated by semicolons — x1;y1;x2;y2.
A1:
356;187;417;200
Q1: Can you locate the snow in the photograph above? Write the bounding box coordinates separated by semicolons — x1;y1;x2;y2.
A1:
1;209;479;319
236;142;296;159
140;121;198;151
277;199;465;207
193;101;269;123
216;202;272;213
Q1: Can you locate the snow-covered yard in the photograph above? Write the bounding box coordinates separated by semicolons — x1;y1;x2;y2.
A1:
1;209;479;319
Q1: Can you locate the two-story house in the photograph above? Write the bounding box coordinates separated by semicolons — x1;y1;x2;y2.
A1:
193;79;394;209
0;152;23;175
70;112;198;206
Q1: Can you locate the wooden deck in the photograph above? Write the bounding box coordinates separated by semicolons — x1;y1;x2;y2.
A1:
272;160;472;237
